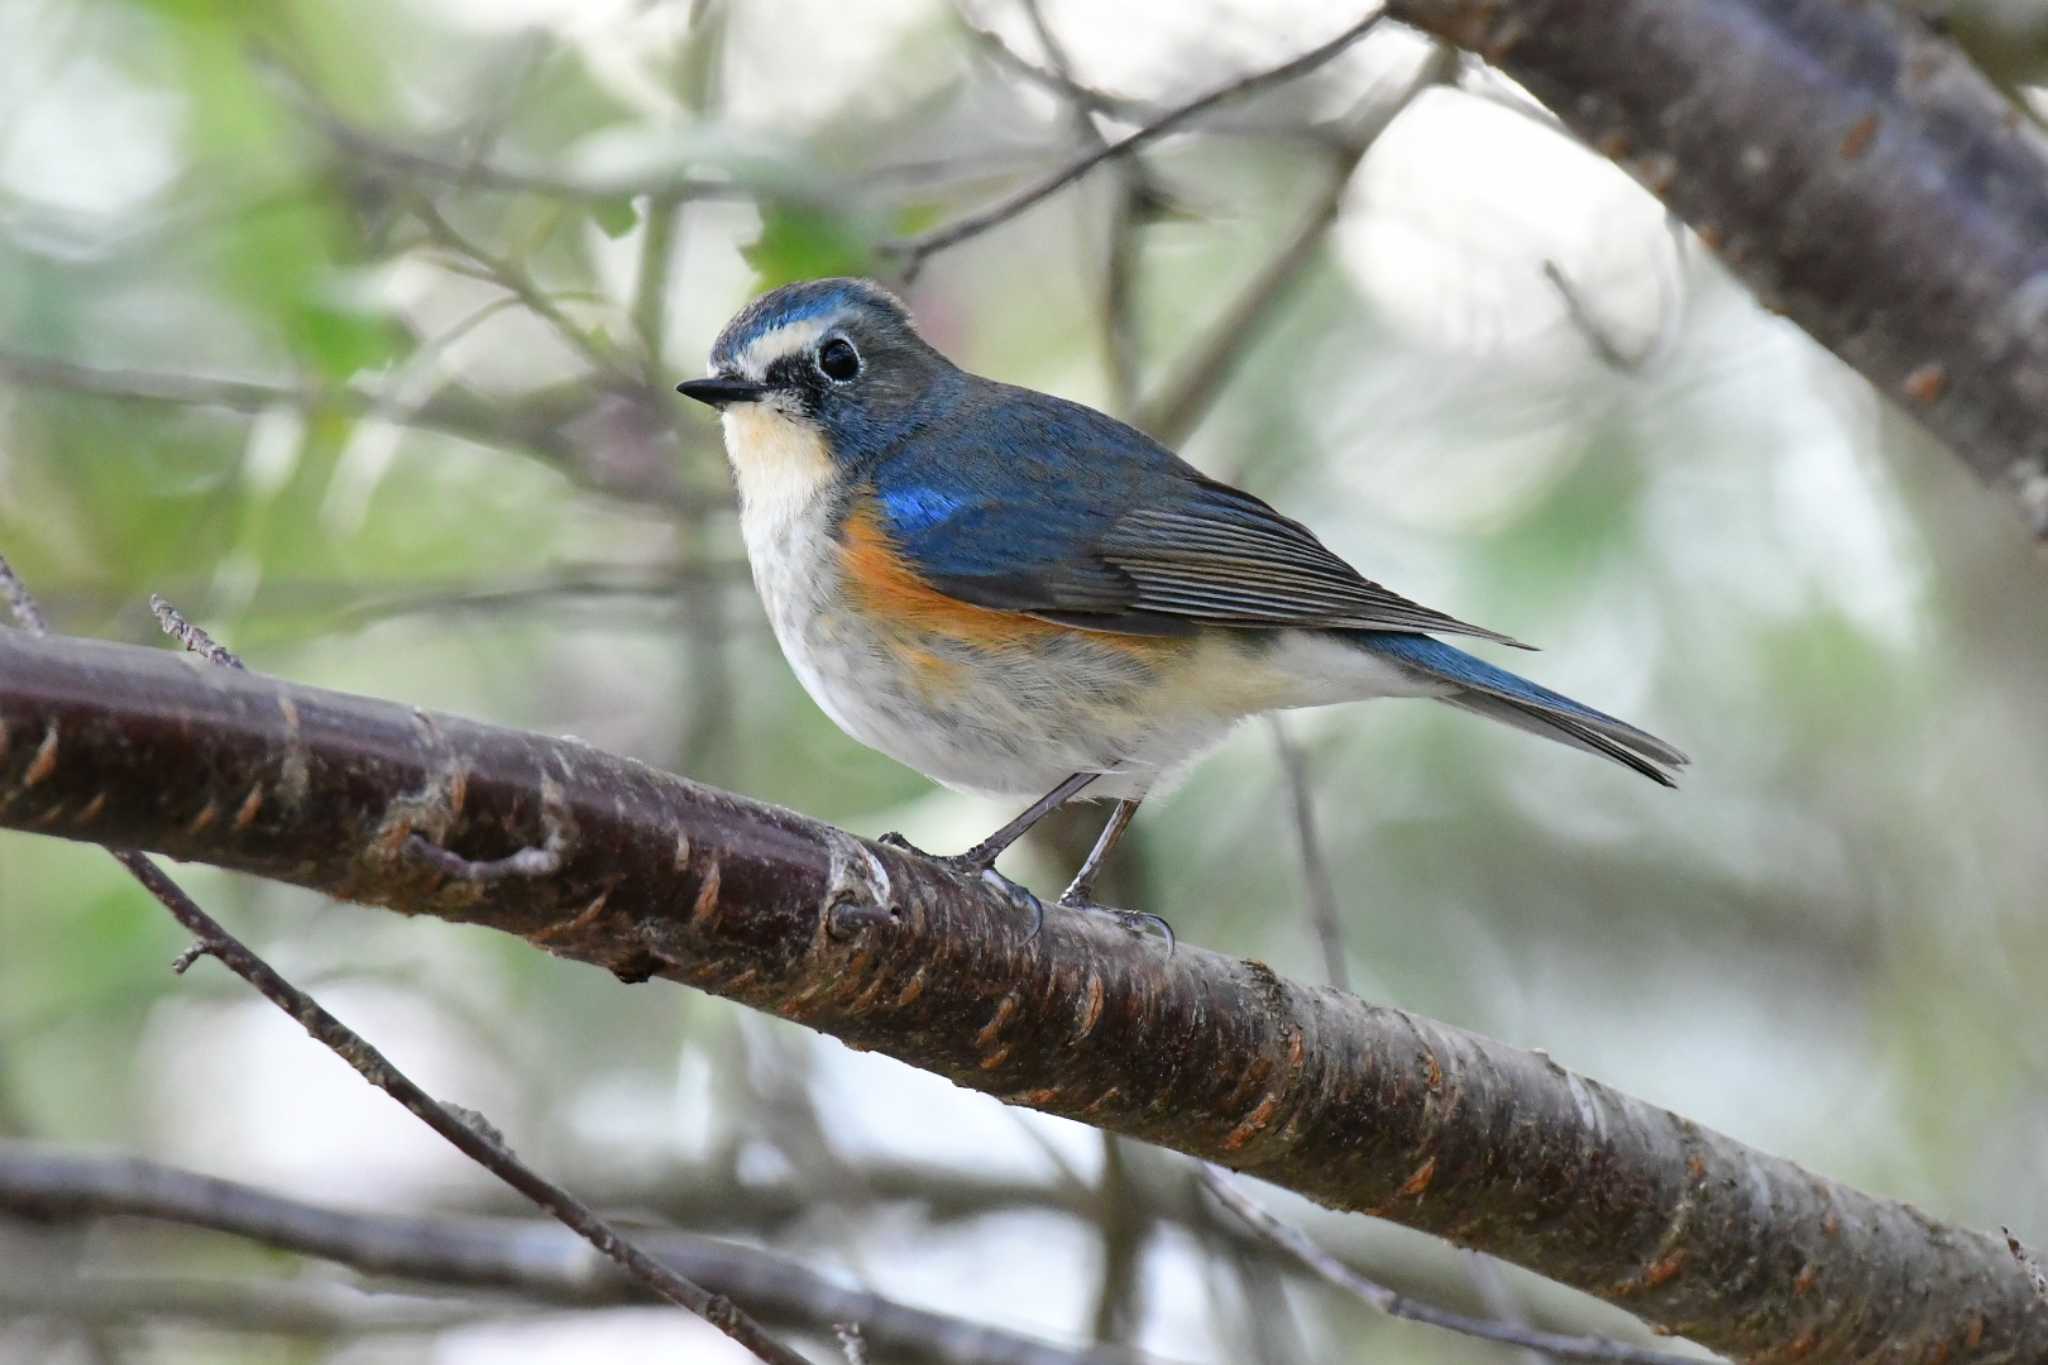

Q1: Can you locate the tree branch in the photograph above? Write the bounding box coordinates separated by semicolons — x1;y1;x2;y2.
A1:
0;346;708;512
0;347;566;461
1133;36;1459;447
883;11;1387;277
0;1144;1165;1365
1384;0;2048;537
0;1268;491;1338
1200;1166;1693;1364
1;629;2041;1360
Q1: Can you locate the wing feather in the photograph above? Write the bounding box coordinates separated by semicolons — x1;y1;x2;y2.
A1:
867;385;1527;648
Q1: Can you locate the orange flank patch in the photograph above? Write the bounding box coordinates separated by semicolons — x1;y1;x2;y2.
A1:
893;642;962;697
839;501;1146;655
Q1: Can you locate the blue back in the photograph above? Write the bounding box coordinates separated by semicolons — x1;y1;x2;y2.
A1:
865;379;1520;643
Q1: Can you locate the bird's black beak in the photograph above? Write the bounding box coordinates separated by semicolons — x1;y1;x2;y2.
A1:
676;376;768;409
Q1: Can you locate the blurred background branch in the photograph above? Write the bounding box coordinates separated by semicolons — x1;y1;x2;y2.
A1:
0;1144;1168;1365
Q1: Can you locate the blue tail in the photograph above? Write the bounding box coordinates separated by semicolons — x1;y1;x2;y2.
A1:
1353;632;1687;787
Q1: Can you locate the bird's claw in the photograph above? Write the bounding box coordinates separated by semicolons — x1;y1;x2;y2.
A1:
878;836;1167;951
881;835;1045;937
1057;895;1176;956
984;868;1046;940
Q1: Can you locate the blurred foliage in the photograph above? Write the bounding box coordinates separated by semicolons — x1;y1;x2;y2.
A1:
3;1;2048;1362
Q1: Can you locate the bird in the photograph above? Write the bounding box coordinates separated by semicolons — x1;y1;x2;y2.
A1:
677;277;1685;937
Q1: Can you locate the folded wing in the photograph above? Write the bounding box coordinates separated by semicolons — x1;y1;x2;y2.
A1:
868;385;1528;648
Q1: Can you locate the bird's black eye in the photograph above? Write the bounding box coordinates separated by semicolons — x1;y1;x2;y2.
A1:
817;337;860;383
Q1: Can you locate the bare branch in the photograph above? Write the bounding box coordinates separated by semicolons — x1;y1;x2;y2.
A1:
952;5;1364;148
884;11;1388;276
1017;0;1144;413
954;4;1165;124
0;346;580;472
284;68;1081;211
1541;260;1652;373
1136;41;1456;447
1088;1133;1145;1345
149;595;245;671
410;200;635;382
0;1144;1171;1365
1;626;2041;1360
0;1268;491;1337
2009;1228;2048;1301
1386;0;2048;538
0;557;49;634
1200;1167;1695;1364
0;346;708;511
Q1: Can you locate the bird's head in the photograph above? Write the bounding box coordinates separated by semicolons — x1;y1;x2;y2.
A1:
679;278;952;487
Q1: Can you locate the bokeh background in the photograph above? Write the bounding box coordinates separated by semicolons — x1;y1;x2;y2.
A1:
3;1;2045;1361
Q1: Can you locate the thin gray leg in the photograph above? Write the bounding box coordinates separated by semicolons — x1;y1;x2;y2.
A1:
880;771;1100;873
1058;798;1141;906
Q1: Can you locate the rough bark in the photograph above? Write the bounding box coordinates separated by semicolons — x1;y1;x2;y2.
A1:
1386;0;2048;536
1;630;2042;1362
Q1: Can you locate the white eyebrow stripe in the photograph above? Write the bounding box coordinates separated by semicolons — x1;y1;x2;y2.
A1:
737;317;836;380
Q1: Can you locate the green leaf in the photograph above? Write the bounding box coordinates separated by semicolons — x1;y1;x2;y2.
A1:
590;195;642;239
289;299;401;382
742;202;876;288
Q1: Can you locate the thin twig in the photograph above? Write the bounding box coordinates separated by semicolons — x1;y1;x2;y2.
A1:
1138;41;1456;447
1199;1167;1701;1365
1020;0;1143;413
1462;1251;1556;1365
410;200;633;381
1541;261;1650;372
0;555;50;633
2008;1227;2048;1301
955;4;1164;123
0;552;811;1365
884;10;1388;276
292;76;1045;207
0;347;581;473
149;595;245;670
951;5;1350;147
1267;717;1348;994
108;862;800;1365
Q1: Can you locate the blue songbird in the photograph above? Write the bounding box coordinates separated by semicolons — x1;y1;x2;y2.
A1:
679;278;1684;934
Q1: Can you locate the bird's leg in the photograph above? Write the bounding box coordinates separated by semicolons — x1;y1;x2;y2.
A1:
954;771;1101;871
879;772;1100;927
1056;797;1175;951
1058;798;1141;907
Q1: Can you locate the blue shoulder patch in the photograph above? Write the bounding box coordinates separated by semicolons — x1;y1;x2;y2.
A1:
877;484;968;535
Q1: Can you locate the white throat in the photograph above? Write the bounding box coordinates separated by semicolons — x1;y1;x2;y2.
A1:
720;403;837;537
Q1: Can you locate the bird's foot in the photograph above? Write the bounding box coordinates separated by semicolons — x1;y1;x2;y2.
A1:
877;832;1046;937
1055;893;1176;956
